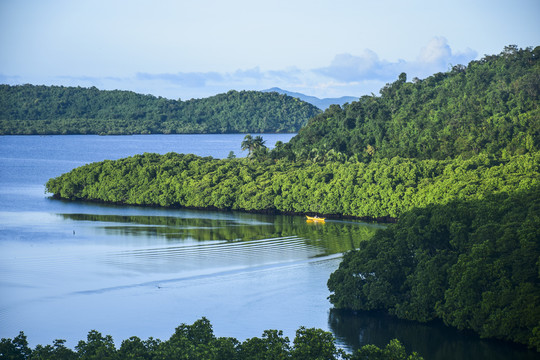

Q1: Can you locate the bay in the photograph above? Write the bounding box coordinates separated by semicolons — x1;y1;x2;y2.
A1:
0;134;537;359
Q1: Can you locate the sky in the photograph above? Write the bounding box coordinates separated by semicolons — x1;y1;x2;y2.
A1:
1;0;539;100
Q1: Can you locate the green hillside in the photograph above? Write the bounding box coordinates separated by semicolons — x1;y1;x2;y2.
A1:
45;151;539;220
0;86;321;134
282;45;539;162
43;46;540;350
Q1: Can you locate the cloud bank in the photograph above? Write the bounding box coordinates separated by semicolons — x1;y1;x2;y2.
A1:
131;37;477;98
315;37;477;84
4;37;478;100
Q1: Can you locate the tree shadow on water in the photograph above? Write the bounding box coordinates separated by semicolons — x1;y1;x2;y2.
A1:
328;309;539;360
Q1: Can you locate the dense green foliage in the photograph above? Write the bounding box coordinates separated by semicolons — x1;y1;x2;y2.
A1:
45;152;539;219
282;46;539;161
327;187;540;350
0;86;321;134
0;318;423;359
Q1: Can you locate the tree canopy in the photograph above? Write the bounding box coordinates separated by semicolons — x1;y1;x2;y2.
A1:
327;187;540;350
281;45;539;162
0;87;321;134
45;152;539;220
0;318;423;359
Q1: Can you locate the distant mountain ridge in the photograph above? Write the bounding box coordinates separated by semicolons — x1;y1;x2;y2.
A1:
262;87;358;110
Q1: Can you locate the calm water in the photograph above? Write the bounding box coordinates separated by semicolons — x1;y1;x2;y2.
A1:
0;135;537;359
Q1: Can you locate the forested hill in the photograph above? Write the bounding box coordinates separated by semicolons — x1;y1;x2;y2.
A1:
283;45;539;162
0;86;321;134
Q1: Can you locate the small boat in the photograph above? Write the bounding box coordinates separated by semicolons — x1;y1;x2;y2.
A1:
306;215;325;222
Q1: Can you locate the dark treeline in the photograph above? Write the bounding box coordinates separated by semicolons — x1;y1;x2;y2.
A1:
328;187;540;350
0;87;321;134
280;45;539;162
45;152;539;220
0;317;424;360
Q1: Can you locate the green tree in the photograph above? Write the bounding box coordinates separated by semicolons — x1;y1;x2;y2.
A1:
0;332;32;360
31;339;77;360
239;330;290;360
241;134;255;157
291;327;343;360
75;330;117;360
117;336;157;360
350;339;423;360
252;135;266;150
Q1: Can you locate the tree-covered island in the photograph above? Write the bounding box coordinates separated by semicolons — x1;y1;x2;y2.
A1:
40;45;540;352
0;88;321;134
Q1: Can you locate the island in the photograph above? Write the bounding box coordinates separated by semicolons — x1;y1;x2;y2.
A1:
0;88;321;135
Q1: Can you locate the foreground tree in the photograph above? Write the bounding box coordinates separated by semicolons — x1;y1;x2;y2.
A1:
291;327;344;360
0;332;31;360
75;330;117;360
0;319;425;359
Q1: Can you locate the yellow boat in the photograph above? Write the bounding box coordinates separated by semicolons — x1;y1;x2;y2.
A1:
306;215;325;222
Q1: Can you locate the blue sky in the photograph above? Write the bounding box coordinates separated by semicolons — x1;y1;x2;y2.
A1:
1;0;538;100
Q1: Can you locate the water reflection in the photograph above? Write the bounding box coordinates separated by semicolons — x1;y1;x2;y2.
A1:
59;212;383;256
328;309;538;360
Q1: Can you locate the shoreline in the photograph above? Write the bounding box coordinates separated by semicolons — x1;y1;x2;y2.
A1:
49;193;398;223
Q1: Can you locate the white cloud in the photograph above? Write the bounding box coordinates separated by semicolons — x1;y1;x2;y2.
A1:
231;67;265;81
2;38;479;100
136;72;224;87
415;37;478;74
418;37;453;64
313;50;404;82
313;37;478;87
